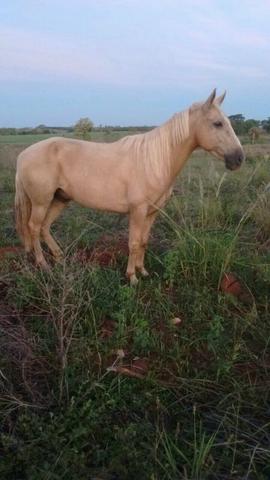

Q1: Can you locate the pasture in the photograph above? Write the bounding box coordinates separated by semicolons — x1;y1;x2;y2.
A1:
0;135;270;479
0;130;138;146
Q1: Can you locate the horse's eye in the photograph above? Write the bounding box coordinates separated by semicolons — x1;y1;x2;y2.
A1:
213;121;223;128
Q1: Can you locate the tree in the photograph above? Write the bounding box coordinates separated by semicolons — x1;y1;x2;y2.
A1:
228;115;262;136
229;114;245;122
244;119;260;133
74;117;93;139
261;118;270;133
228;114;245;135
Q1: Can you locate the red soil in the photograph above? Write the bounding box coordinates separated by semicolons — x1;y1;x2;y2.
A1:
0;246;23;258
75;234;129;267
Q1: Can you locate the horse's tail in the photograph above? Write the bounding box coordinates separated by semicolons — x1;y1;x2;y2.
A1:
15;173;32;250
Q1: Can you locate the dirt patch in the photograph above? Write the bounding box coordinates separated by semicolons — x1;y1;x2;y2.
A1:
100;317;117;339
75;234;129;267
0;246;23;258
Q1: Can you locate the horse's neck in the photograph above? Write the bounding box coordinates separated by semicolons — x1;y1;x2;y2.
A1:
159;110;196;178
169;136;197;180
155;121;196;183
140;111;196;188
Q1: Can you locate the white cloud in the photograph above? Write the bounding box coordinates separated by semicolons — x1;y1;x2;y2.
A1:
0;1;269;90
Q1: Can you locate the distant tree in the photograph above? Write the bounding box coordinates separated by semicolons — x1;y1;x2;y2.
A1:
74;117;93;139
244;119;260;134
229;114;245;122
228;114;245;135
0;127;17;135
38;125;51;134
261;118;270;133
229;115;262;136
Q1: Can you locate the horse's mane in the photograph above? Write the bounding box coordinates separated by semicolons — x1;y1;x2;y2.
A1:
118;109;190;182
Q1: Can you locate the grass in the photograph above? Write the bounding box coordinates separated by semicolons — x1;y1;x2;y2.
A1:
0;142;270;479
1;132;268;146
0;130;137;146
0;134;59;145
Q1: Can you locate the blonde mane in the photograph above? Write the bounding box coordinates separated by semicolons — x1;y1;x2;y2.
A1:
119;109;190;182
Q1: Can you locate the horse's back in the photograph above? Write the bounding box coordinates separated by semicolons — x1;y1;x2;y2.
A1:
18;137;73;160
17;136;116;167
17;137;83;175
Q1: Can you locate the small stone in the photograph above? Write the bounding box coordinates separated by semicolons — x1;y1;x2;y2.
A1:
116;349;125;359
171;317;182;325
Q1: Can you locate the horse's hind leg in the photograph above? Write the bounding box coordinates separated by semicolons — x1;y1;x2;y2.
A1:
28;203;51;269
41;199;68;260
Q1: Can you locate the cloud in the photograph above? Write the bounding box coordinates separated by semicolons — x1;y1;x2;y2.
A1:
0;1;269;92
0;27;116;82
0;0;270;124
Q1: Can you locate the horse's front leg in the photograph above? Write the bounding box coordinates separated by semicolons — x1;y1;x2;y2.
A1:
136;211;158;277
135;188;172;277
126;205;148;286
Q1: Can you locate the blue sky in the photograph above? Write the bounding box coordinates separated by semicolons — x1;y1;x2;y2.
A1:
0;0;269;127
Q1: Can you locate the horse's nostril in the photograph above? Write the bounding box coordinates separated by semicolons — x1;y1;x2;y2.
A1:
236;152;244;166
224;151;244;170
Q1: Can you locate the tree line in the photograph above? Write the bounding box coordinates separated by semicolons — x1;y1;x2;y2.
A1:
228;115;270;134
0;115;269;137
0;125;73;135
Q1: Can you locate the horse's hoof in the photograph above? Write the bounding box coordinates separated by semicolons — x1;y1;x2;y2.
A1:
129;274;139;286
54;253;64;263
140;268;149;277
37;261;50;272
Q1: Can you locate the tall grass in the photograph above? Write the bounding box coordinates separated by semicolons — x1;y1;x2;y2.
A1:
0;152;270;479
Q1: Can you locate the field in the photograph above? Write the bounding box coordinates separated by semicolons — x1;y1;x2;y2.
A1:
0;131;138;146
0;135;270;479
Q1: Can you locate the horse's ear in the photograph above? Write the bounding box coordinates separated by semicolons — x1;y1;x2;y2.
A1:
203;88;216;110
215;90;226;106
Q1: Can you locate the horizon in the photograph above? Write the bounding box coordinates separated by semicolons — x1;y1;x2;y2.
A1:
1;111;268;130
1;1;269;127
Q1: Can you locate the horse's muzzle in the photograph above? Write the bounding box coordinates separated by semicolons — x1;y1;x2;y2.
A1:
224;149;245;171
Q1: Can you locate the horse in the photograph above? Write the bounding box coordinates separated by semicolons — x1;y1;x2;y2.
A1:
15;89;244;285
248;126;262;144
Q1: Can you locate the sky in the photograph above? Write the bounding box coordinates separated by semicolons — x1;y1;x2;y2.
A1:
0;0;269;127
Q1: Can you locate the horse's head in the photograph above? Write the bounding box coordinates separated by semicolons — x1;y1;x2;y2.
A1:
190;89;245;170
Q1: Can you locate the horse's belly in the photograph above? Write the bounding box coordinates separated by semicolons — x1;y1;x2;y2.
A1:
70;182;129;213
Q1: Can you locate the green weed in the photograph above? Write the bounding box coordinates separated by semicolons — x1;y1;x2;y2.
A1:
1;150;270;479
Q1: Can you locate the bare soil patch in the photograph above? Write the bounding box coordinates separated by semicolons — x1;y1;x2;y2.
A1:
74;233;129;267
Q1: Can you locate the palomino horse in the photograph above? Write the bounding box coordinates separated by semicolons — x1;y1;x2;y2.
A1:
15;89;244;285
